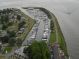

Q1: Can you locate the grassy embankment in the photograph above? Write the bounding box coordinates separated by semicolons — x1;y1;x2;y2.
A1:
16;10;35;41
51;13;69;57
39;7;69;57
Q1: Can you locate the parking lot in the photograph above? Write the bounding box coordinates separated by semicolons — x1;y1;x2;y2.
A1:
23;7;51;44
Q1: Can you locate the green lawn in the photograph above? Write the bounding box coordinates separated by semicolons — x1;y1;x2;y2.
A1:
58;31;68;57
3;47;12;53
49;31;56;45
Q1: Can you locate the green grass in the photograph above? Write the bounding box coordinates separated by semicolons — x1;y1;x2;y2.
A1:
58;31;68;57
50;31;56;44
3;47;12;53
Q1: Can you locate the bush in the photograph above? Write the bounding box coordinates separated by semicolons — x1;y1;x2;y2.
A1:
0;36;9;43
18;21;26;29
2;24;8;30
7;31;16;37
8;38;16;46
16;39;22;47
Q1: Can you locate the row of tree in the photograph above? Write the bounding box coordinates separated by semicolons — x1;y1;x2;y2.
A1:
39;8;52;19
50;20;54;32
0;8;13;14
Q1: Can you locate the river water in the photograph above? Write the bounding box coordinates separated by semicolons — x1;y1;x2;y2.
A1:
0;0;79;59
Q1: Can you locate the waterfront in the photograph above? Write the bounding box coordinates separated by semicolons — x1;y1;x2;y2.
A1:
0;0;79;59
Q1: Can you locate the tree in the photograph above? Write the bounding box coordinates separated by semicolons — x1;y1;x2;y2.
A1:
8;38;16;46
23;47;28;54
17;15;21;20
23;41;51;59
0;15;9;24
2;24;8;30
4;15;9;23
16;38;22;47
0;36;9;43
0;15;4;24
40;8;52;19
18;21;26;29
7;31;16;37
0;45;2;52
8;22;13;26
50;20;54;32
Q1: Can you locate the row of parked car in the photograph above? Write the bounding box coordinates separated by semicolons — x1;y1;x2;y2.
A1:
26;8;50;44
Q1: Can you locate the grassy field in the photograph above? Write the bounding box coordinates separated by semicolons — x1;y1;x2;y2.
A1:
49;27;56;45
3;47;12;53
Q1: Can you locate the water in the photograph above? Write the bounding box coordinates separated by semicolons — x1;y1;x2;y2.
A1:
0;0;79;59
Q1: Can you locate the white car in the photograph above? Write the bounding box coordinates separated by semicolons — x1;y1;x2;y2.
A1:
42;32;48;41
30;34;36;39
